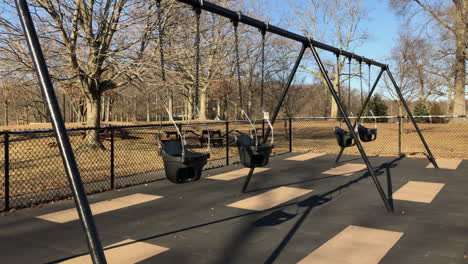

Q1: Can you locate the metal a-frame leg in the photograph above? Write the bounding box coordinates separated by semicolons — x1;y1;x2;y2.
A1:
386;69;439;168
308;43;392;213
241;167;255;193
335;147;345;163
15;1;107;263
241;45;306;193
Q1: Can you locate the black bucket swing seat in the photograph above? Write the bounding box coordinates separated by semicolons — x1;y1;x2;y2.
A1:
161;140;210;183
334;126;356;148
237;134;272;168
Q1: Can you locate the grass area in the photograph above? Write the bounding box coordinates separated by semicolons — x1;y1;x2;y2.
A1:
0;118;466;206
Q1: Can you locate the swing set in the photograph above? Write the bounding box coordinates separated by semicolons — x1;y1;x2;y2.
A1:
14;0;439;262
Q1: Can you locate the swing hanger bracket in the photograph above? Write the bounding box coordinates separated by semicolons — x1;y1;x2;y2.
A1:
259;21;269;35
335;49;343;58
193;0;202;14
231;11;242;26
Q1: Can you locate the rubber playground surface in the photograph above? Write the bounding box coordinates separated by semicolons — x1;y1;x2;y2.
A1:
1;153;467;264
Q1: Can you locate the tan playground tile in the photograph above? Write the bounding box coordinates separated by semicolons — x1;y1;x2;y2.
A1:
297;225;403;264
60;239;169;264
426;159;462;170
322;163;367;176
393;181;445;203
37;193;162;223
227;186;312;211
286;152;326;161
207;167;270;181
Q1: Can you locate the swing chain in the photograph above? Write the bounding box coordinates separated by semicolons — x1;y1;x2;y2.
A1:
359;60;363;106
193;5;202;120
348;56;351;116
260;26;266;111
233;18;243;112
156;0;166;87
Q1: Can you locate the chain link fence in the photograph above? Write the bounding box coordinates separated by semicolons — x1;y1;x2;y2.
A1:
1;116;466;211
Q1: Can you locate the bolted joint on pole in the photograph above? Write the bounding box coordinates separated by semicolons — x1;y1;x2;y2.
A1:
231;11;242;27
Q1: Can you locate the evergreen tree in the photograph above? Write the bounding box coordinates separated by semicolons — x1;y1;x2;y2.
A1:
362;94;388;123
413;100;430;123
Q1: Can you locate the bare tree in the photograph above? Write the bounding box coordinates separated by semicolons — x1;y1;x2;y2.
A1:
390;0;467;115
289;0;368;117
0;0;159;147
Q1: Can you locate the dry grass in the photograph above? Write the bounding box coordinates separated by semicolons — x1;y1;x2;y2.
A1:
292;119;468;159
0;119;466;201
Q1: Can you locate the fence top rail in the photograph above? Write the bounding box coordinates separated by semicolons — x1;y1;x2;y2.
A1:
175;0;386;68
292;115;468;120
0;119;289;134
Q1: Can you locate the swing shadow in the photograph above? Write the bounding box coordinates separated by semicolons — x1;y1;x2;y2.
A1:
264;155;403;264
45;157;403;264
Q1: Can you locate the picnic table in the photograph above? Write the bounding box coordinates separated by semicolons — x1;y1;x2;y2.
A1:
201;129;224;147
80;127;129;141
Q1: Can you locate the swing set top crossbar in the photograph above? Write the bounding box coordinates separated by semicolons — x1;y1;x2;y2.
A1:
175;0;387;69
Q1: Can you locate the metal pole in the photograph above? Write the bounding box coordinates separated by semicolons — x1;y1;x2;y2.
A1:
398;116;402;156
175;0;386;68
225;122;229;166
4;133;10;211
289;118;293;152
241;167;255;193
262;45;306;144
386;69;438;168
308;43;392;213
110;127;115;190
14;1;107;263
335;147;345;163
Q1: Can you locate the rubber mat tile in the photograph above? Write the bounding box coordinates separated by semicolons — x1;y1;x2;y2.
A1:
285;152;326;161
37;193;162;223
392;181;445;203
207;167;270;181
321;163;367;176
59;239;169;264
426;159;462;170
297;225;403;264
227;186;312;211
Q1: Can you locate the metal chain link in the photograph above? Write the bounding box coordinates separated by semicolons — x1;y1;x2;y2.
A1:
156;0;166;91
194;7;201;119
233;20;244;112
336;53;340;99
359;61;363;106
261;29;266;111
348;57;351;115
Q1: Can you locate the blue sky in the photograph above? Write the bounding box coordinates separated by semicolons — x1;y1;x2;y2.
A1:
266;0;401;64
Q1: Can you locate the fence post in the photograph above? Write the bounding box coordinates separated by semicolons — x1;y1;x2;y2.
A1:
225;122;229;166
4;132;10;211
110;127;115;190
398;116;402;156
289;118;293;152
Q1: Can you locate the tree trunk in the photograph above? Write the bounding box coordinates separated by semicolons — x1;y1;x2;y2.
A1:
105;97;111;122
187;99;193;120
330;78;339;117
146;96;151;122
133;96;137;122
199;89;207;120
4;101;8;126
168;95;173;118
452;38;466;115
85;95;104;149
216;99;221;120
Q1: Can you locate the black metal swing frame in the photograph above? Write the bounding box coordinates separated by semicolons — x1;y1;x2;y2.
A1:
15;0;439;262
